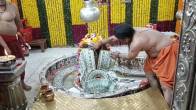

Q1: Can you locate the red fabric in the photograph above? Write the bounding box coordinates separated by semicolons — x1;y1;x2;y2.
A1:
0;35;27;80
32;28;42;40
20;27;33;43
0;35;24;59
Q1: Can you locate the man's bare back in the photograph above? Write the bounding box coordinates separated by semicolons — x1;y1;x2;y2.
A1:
105;24;179;106
0;2;18;36
130;29;173;58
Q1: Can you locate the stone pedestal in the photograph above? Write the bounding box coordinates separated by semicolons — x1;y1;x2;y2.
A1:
0;61;27;110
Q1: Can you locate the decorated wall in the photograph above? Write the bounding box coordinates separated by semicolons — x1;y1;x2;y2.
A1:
10;0;179;47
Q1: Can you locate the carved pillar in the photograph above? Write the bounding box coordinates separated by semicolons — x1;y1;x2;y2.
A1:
0;61;27;110
172;0;196;110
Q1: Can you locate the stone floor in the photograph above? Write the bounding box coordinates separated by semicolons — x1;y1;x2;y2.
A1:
24;47;78;108
24;46;146;108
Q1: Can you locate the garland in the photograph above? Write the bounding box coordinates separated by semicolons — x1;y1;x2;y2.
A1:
133;0;151;27
37;0;51;47
88;5;109;39
45;0;67;47
158;0;176;21
70;0;85;25
110;0;125;24
107;0;112;36
17;0;179;46
21;0;40;28
150;0;159;23
125;2;132;26
63;0;74;46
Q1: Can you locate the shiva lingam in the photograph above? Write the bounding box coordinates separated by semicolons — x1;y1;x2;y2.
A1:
77;49;118;94
0;55;27;110
40;33;148;99
72;33;148;97
77;33;110;94
75;48;148;97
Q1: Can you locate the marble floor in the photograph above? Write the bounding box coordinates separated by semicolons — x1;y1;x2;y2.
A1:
24;46;146;108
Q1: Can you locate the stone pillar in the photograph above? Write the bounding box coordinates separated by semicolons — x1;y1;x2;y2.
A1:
0;61;27;110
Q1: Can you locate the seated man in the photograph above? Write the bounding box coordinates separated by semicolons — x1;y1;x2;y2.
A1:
94;23;179;107
0;0;31;90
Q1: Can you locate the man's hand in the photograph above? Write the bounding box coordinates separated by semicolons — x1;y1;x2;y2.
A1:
139;79;149;88
16;32;22;37
93;36;118;50
4;47;12;55
110;51;120;60
92;41;102;50
110;35;118;42
0;36;11;55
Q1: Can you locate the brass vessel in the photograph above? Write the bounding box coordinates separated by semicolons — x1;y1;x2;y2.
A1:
44;89;55;102
40;84;49;96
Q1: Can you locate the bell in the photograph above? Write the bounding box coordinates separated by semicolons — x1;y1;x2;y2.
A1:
80;0;100;22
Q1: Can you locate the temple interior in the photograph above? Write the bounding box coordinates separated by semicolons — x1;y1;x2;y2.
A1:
0;0;196;110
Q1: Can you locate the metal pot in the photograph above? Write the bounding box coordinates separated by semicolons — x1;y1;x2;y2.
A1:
80;0;100;22
44;89;55;102
40;84;49;96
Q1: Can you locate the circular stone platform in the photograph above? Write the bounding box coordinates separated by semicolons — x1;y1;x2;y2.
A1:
33;50;169;110
38;50;149;99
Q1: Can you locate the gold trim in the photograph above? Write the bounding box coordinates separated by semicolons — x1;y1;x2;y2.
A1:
32;88;169;110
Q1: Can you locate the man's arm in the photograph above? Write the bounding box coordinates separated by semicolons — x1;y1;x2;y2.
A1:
117;41;142;60
94;36;118;50
0;36;8;48
0;36;11;54
115;48;139;61
13;4;23;31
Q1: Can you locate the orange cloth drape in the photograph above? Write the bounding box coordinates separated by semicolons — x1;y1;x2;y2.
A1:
144;38;179;88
